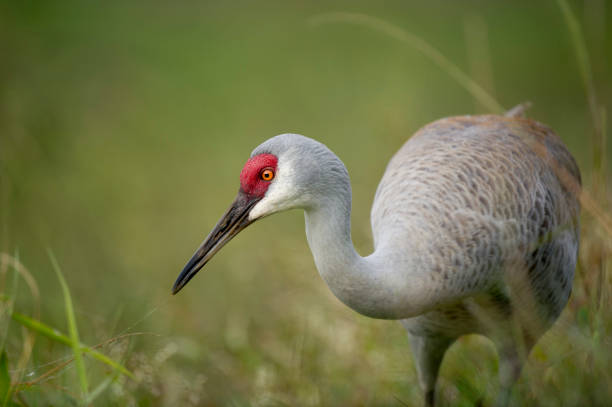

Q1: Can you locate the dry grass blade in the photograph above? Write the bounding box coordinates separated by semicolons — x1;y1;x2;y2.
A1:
310;12;505;114
0;253;39;388
0;251;19;354
556;0;609;309
10;312;135;380
556;0;605;176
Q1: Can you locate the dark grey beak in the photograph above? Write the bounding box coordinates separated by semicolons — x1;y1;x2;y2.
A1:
172;191;261;295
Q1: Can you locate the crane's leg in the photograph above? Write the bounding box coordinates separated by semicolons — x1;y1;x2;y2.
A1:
405;331;456;407
495;346;524;407
494;330;535;407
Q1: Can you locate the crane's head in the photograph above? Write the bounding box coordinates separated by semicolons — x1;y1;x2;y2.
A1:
172;133;350;294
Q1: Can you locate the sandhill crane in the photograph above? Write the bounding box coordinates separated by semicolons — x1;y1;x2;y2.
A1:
173;111;581;406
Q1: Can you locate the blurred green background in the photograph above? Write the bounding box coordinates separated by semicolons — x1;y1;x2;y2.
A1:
1;0;611;405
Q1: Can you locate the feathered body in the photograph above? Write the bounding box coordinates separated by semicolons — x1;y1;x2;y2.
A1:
373;115;580;335
175;113;581;406
370;115;580;405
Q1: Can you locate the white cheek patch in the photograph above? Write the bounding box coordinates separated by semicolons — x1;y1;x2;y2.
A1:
249;153;300;220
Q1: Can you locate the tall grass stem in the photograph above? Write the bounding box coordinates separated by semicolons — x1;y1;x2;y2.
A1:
556;0;606;189
47;250;89;403
311;12;505;114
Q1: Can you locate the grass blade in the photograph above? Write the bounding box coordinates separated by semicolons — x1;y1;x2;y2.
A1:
83;372;120;406
0;252;40;393
47;250;88;401
11;312;134;379
0;251;20;354
311;12;505;114
0;351;10;407
556;0;606;181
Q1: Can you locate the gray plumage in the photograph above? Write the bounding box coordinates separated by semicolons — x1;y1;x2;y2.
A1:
178;113;581;406
372;115;580;405
254;114;580;406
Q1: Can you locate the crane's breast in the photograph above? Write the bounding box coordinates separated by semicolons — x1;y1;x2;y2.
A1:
371;115;581;308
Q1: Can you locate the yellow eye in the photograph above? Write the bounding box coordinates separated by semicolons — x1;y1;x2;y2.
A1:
260;168;275;181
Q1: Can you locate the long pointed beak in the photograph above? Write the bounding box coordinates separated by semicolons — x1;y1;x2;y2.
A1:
172;191;261;295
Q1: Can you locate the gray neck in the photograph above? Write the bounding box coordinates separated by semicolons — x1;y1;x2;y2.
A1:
304;195;428;319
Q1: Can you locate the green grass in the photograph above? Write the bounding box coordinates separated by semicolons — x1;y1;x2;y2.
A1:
0;0;610;405
48;250;89;401
0;252;133;406
10;312;133;380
